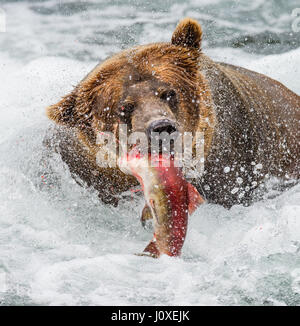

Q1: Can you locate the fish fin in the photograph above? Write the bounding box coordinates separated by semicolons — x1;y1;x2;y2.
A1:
143;235;160;258
187;183;205;215
135;252;158;258
141;204;153;228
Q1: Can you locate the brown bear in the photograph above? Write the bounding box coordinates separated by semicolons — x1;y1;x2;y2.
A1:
45;18;300;208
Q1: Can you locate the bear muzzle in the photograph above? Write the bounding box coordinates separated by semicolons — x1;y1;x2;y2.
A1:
146;119;179;154
146;119;177;138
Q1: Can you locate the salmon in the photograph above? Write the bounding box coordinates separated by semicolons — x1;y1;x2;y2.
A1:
119;149;205;258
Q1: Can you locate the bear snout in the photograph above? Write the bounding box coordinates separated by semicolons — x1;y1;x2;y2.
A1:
146;119;179;154
146;119;177;138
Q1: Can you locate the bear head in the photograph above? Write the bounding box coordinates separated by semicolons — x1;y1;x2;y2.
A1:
46;18;215;163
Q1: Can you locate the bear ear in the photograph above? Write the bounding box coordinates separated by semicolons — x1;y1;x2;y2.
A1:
171;18;202;50
46;91;78;127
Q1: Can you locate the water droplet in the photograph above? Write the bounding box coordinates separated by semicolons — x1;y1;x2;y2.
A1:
236;177;243;184
224;167;230;173
231;187;239;194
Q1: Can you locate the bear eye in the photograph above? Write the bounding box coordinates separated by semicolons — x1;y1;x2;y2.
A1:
160;89;176;101
119;102;135;119
160;89;177;107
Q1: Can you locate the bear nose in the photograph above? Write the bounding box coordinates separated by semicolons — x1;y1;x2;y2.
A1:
147;119;177;138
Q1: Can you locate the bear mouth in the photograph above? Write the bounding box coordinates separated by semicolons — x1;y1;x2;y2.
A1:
125;138;177;156
146;119;179;155
147;138;177;155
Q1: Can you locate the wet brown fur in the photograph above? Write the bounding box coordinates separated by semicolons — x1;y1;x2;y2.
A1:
45;18;300;207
